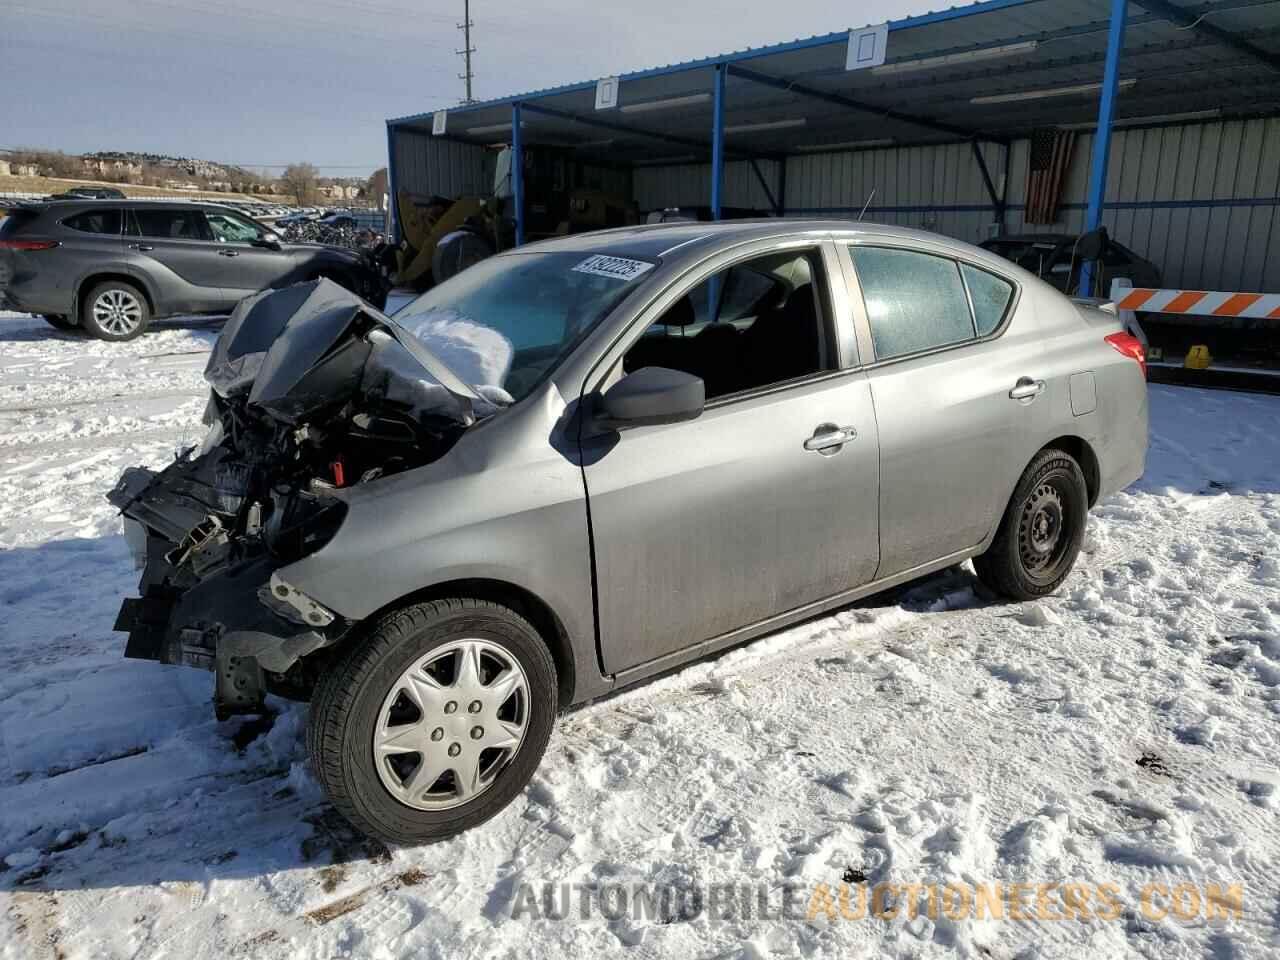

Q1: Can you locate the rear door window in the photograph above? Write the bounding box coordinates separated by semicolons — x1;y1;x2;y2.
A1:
849;246;976;361
128;208;214;241
63;209;123;235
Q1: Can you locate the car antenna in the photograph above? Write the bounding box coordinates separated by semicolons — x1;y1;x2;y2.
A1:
857;188;877;222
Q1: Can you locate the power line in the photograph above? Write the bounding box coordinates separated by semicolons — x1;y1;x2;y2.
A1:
457;0;476;104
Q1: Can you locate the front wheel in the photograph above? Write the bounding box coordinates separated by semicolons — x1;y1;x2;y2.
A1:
973;450;1088;600
308;598;558;845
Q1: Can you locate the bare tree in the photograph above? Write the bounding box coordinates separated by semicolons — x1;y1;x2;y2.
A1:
367;167;389;206
281;162;319;205
10;147;81;178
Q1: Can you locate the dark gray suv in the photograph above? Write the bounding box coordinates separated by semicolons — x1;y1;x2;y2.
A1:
0;200;387;340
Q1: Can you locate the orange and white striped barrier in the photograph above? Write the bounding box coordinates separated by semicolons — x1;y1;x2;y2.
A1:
1111;282;1280;319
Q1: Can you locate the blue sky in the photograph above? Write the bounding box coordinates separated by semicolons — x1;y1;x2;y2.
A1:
2;0;936;177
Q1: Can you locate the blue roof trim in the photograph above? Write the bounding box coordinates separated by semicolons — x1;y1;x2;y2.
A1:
386;0;1051;127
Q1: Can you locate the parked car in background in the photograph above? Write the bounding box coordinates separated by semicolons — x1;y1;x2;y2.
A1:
52;185;127;200
0;199;387;339
980;233;1162;296
107;221;1148;844
318;213;357;230
274;211;316;229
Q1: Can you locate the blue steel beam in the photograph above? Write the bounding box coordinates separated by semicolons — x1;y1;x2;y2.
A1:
1081;0;1129;297
970;140;1005;231
512;102;525;246
711;64;726;221
384;122;399;244
748;159;781;215
726;64;1005;144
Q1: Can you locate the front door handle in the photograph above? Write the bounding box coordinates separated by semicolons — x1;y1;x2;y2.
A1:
218;249;239;257
804;423;857;455
1009;377;1046;401
128;243;155;252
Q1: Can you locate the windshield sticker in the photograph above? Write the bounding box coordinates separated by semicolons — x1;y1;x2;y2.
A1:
571;255;655;282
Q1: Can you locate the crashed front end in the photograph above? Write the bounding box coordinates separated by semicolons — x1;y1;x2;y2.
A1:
108;280;480;717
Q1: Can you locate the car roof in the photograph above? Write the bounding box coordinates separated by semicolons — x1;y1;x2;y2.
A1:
33;198;244;210
498;219;1000;263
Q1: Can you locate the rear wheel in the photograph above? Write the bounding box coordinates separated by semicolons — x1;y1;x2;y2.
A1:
81;281;150;341
308;598;557;844
973;449;1088;600
42;314;79;331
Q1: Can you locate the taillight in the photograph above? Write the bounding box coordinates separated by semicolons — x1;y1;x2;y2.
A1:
0;239;60;251
1105;332;1147;379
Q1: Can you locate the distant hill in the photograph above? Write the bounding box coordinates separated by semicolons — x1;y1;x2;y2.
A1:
82;150;249;181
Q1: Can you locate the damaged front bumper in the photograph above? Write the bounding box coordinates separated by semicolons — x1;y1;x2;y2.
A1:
109;467;352;718
105;280;485;718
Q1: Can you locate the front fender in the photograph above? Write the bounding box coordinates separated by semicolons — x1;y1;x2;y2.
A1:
277;384;602;699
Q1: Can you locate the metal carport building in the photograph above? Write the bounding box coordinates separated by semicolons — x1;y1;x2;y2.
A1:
386;0;1280;294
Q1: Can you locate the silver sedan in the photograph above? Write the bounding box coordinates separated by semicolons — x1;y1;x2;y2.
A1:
109;220;1148;843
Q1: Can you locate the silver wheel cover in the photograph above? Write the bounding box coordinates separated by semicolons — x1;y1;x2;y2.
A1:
373;638;530;811
92;289;143;335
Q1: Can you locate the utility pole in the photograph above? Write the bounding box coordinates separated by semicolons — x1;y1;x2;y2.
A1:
457;0;476;104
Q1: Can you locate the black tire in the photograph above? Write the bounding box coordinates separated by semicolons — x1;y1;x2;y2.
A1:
973;449;1088;601
308;598;558;845
81;280;151;341
42;314;79;331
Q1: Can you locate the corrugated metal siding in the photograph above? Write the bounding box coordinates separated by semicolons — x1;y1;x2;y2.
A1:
396;118;1279;292
633;160;782;211
392;129;490;198
773;118;1278;291
784;141;1009;246
1003;118;1280;292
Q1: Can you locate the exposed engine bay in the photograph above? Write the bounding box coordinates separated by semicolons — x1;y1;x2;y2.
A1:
108;280;488;716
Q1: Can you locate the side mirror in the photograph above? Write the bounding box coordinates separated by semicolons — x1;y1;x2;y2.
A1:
253;234;282;250
601;367;704;427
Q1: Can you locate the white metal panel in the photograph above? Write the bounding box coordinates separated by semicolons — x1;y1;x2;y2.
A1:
392;129;490;199
783;141;1008;244
395;116;1279;292
633;160;781;212
998;118;1277;291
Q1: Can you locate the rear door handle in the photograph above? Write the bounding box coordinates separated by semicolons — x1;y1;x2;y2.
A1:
218;249;239;257
804;423;857;454
128;243;155;252
1009;377;1046;401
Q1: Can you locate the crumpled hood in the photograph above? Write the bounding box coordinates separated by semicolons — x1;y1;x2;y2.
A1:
205;279;481;424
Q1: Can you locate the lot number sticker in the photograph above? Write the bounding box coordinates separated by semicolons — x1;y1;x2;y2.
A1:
572;255;654;282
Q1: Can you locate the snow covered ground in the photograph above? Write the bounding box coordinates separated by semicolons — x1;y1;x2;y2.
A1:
1;310;1278;959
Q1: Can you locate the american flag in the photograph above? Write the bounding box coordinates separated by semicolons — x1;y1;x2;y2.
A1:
1025;128;1076;224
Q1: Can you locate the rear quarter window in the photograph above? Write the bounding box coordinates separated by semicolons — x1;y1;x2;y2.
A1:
63;209;123;235
960;263;1015;336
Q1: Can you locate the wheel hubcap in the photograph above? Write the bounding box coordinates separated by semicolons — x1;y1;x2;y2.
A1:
373;639;529;811
92;290;142;335
1018;482;1066;574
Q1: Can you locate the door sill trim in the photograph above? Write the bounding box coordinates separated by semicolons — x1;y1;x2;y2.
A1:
609;546;978;687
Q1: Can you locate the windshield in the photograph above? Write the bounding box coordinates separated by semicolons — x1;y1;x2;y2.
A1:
393;250;655;402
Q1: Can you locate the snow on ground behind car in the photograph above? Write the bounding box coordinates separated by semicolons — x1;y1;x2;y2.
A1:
0;310;1278;959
